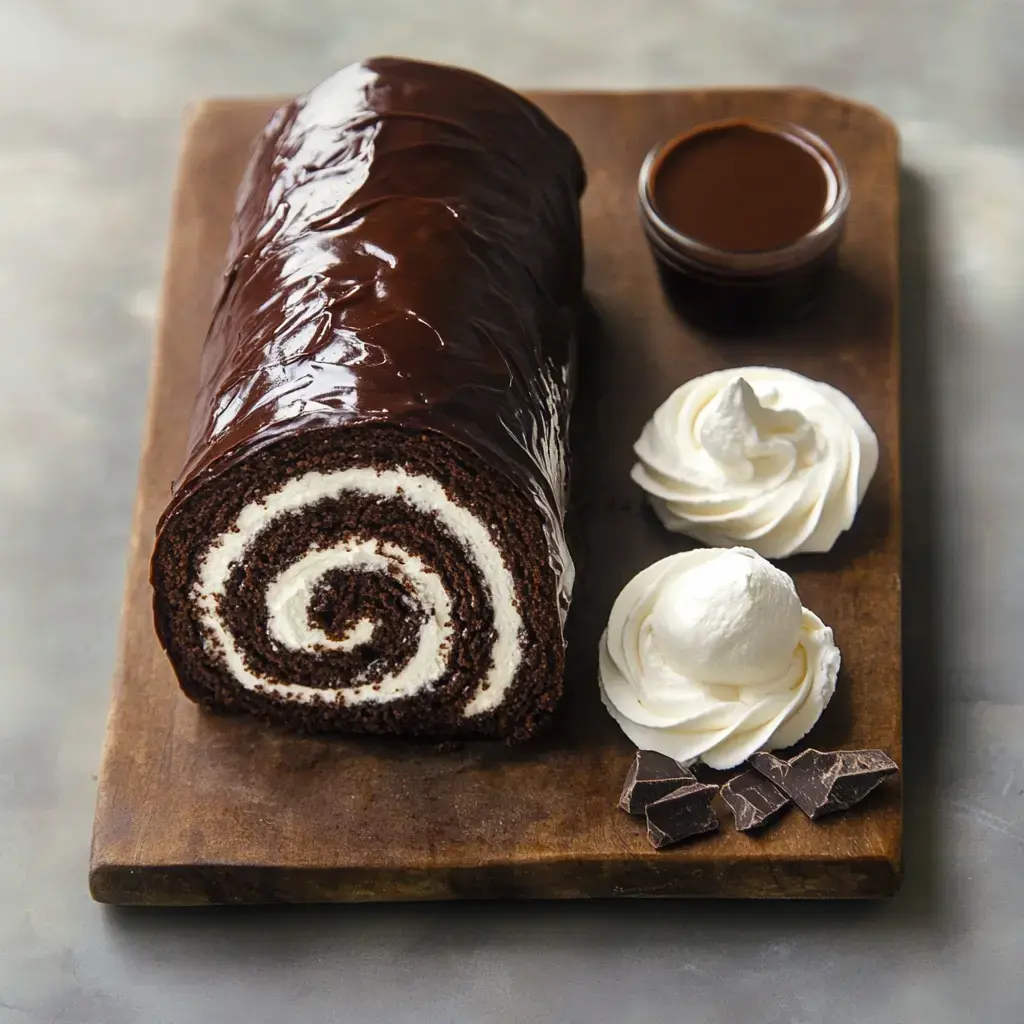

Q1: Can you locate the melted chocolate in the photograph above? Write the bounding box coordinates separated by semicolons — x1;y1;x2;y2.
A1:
652;122;831;252
157;58;586;605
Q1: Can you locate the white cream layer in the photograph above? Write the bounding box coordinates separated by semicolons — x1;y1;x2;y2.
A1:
194;466;523;714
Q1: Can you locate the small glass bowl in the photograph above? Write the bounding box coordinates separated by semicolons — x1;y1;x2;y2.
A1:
637;119;851;333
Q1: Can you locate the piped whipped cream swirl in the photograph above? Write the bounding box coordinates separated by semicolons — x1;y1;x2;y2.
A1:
632;367;879;558
599;547;839;770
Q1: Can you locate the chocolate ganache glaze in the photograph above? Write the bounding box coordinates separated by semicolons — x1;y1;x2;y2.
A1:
151;58;586;740
172;57;585;556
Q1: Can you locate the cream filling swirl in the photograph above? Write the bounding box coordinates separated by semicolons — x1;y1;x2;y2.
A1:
631;367;879;559
193;466;522;715
598;547;839;770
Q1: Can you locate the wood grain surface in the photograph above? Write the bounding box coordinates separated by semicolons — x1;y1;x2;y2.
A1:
90;88;901;904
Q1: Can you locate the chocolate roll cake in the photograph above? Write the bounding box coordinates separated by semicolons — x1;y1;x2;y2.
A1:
151;58;585;741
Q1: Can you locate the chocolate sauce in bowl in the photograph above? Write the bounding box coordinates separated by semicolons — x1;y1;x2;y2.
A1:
638;119;849;333
651;123;835;253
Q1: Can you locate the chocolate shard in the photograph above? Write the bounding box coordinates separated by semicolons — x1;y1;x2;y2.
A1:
644;780;719;849
720;769;791;831
618;750;696;815
749;749;898;820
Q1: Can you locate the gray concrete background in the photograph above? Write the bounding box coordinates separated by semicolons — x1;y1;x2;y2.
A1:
1;1;1022;1021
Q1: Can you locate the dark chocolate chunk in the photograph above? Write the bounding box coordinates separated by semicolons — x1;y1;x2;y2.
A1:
749;749;898;820
618;750;696;815
720;769;791;831
644;781;719;849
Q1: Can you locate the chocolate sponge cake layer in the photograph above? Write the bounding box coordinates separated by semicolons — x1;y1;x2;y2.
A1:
154;426;565;739
150;58;585;740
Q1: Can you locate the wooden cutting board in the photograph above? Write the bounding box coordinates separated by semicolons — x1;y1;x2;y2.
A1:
90;88;901;904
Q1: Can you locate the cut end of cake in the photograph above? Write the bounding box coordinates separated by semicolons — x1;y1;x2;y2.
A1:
152;425;566;742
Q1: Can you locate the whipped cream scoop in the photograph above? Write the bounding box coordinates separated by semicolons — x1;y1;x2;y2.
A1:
599;547;839;769
631;367;878;558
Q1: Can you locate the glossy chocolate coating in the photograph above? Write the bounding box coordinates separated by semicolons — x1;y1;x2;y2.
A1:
158;58;586;589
